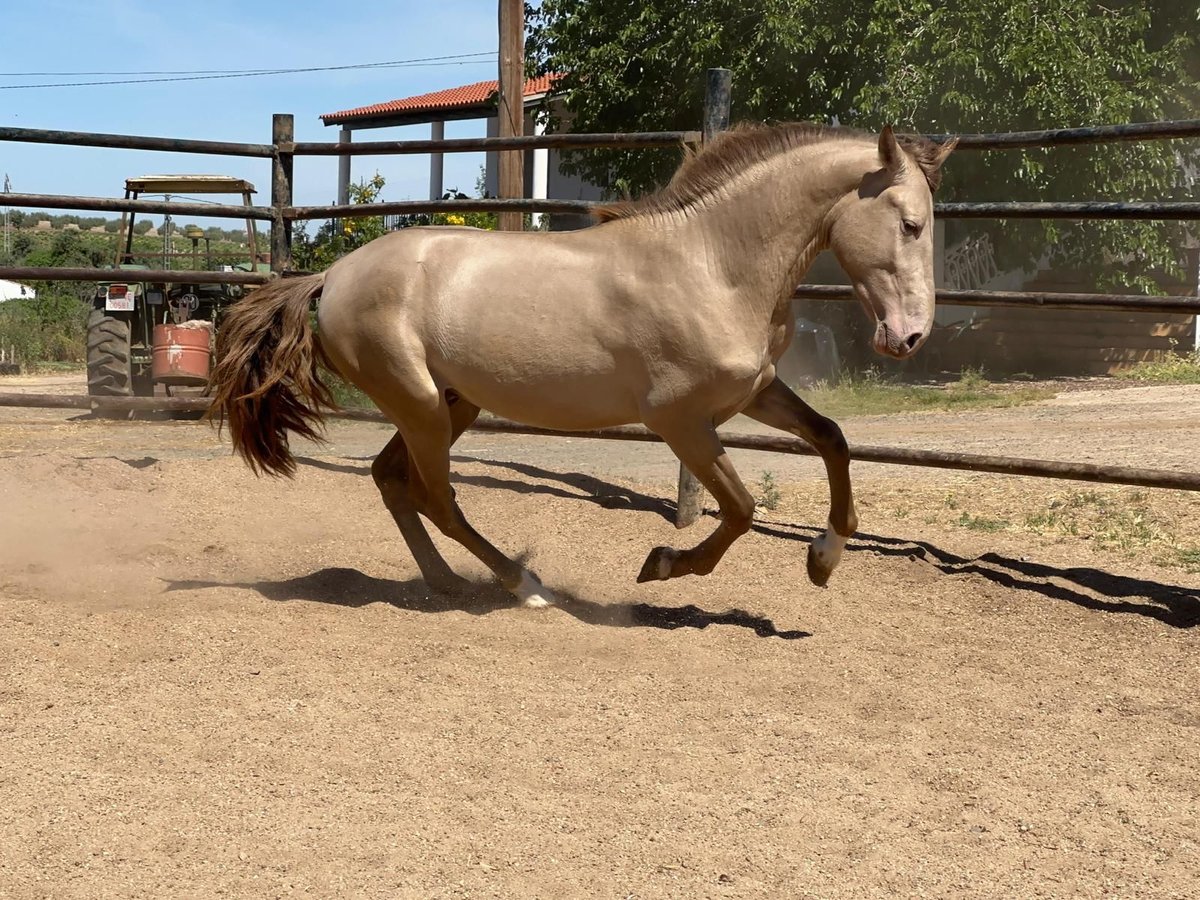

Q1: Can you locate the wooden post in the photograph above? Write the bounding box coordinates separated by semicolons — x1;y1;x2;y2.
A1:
497;0;525;232
675;68;732;529
271;113;294;274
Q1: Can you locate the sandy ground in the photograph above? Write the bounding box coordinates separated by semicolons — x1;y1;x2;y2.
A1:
1;372;1198;898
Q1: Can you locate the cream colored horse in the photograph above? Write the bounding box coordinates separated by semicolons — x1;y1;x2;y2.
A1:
210;123;955;607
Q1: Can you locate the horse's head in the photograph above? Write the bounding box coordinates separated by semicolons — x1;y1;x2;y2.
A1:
827;127;957;359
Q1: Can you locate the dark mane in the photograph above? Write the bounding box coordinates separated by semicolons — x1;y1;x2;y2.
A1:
595;122;948;223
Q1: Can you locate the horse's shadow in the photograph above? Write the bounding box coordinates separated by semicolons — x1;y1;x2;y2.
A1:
294;453;1200;629
164;569;810;640
297;454;676;522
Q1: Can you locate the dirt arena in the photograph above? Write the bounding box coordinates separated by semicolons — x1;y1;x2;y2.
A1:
2;373;1198;898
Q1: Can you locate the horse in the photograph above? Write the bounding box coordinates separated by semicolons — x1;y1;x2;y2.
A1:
208;123;956;608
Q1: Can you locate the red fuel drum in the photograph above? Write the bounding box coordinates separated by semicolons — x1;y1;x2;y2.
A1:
151;323;212;385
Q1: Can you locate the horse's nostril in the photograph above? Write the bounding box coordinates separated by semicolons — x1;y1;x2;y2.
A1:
904;332;923;351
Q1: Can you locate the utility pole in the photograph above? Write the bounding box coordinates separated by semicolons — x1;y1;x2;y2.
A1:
497;0;525;232
2;174;10;260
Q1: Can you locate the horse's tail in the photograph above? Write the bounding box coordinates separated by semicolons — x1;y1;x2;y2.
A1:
207;273;337;478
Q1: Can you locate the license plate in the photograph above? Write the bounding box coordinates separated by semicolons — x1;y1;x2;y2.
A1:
105;287;135;312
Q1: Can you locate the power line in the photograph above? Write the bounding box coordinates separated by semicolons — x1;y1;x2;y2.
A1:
0;52;495;77
0;52;497;90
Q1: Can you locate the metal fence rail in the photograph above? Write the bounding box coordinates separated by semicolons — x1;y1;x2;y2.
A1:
930;119;1200;149
4;392;1198;493
1;191;274;221
794;285;1200;315
0;125;275;157
0;267;269;285
935;201;1200;220
292;131;702;156
285;197;598;221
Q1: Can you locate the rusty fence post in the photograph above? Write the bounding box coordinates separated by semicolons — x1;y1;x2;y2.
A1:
675;68;732;529
271;113;294;274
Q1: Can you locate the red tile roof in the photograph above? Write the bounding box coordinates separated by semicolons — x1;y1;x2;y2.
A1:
321;74;561;125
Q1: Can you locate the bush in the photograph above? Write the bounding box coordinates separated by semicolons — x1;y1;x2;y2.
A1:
0;294;89;365
1121;350;1200;384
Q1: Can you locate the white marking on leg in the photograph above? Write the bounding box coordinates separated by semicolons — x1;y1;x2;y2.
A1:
657;548;678;580
811;519;848;572
512;570;557;609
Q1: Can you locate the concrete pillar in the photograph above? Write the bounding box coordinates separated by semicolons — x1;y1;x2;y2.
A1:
531;115;548;229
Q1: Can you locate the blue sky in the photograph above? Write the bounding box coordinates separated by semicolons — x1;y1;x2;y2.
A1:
1;0;514;227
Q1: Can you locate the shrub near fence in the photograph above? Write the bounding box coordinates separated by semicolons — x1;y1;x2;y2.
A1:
0;294;88;366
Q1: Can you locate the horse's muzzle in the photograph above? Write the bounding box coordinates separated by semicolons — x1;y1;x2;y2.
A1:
873;320;928;359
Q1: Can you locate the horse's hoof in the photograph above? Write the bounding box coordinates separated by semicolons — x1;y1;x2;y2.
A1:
806;545;833;587
637;546;676;583
512;570;557;608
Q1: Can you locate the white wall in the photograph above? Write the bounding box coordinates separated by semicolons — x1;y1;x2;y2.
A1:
0;280;36;302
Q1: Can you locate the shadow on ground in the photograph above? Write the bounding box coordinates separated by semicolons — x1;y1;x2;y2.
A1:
298;454;676;522
295;454;1200;629
165;569;809;640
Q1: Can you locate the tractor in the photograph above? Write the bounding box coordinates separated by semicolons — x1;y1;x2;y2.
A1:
87;175;268;397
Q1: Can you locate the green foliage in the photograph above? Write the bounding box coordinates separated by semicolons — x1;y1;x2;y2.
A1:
1175;547;1200;572
0;294;88;364
293;175;499;272
1119;349;1200;383
293;173;388;272
432;208;499;231
1024;488;1162;552
0;218;251;365
756;470;782;510
528;0;1199;288
803;367;1055;417
2;227;250;283
0;216;96;362
326;376;375;410
956;511;1011;532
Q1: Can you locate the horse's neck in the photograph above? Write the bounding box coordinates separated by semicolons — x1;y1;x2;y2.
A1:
684;142;873;322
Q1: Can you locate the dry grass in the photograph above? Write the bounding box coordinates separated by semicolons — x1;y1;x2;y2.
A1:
766;477;1200;575
939;484;1200;573
1120;350;1200;385
804;368;1056;418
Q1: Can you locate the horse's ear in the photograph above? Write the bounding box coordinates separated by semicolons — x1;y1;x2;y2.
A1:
879;125;905;174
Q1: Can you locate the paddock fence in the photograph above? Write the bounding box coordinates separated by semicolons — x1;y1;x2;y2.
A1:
2;71;1199;510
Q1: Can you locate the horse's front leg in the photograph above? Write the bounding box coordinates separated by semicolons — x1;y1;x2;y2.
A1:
740;378;857;586
637;421;755;583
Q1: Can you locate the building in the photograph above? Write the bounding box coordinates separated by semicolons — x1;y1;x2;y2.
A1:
0;279;36;302
320;75;602;230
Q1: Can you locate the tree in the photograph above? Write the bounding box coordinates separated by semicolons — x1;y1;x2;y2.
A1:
293;173;389;272
528;0;1200;288
293;173;500;271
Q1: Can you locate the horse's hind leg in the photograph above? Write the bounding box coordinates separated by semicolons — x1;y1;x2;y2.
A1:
372;392;482;594
740;377;857;586
372;429;468;594
637;420;756;583
398;393;556;609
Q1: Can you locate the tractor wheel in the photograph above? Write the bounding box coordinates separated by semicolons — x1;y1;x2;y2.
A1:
86;309;133;397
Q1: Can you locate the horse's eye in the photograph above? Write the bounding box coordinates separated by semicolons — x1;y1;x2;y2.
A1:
902;219;923;239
